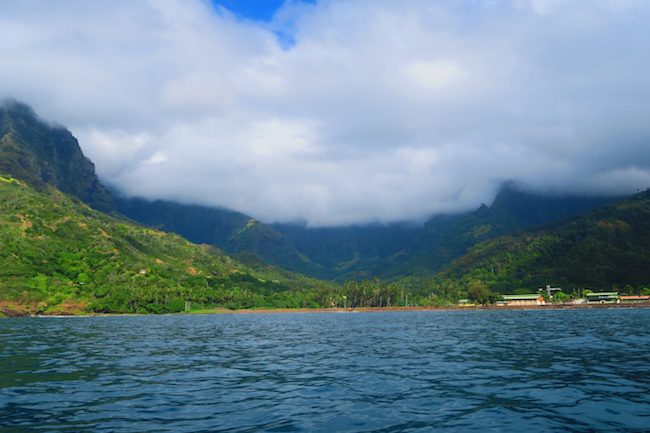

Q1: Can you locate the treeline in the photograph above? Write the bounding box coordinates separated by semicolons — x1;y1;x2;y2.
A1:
336;279;405;308
92;277;430;313
90;276;465;314
334;278;465;308
89;272;331;314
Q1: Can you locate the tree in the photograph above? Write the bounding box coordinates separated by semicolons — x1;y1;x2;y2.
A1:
467;280;498;305
554;292;567;302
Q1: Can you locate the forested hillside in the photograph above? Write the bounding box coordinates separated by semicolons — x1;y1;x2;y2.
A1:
438;189;650;293
0;176;334;315
114;196;328;277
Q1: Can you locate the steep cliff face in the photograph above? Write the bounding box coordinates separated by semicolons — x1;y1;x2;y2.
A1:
0;100;114;211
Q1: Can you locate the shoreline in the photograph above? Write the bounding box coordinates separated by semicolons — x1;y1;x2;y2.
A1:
188;303;650;315
4;302;650;318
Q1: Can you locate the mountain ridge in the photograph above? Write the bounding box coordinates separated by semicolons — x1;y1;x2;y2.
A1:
116;184;617;282
0;100;114;211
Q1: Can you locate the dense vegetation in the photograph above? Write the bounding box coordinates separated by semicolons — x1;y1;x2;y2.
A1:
0;177;335;315
438;189;650;294
0;176;439;315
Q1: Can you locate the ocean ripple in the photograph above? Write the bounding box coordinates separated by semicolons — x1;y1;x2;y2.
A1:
1;309;649;432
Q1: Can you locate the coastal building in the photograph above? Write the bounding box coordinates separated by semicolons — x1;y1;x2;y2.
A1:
619;295;650;304
585;292;619;304
501;294;545;306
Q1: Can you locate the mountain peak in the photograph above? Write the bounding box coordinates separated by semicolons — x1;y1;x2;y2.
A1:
1;98;36;114
488;182;617;227
0;100;114;211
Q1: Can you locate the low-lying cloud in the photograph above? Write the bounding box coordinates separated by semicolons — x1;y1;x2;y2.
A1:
2;0;649;226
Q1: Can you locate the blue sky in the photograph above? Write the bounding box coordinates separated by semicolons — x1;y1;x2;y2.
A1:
211;0;315;46
212;0;298;21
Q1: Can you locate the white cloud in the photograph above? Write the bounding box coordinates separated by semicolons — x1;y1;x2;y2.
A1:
1;0;649;226
404;59;466;93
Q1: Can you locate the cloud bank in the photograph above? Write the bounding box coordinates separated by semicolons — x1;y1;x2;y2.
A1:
1;0;649;226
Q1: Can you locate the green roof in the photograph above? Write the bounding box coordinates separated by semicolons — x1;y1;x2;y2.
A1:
502;294;542;300
585;292;619;297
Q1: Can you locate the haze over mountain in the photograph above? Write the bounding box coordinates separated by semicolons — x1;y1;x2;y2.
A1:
1;101;621;286
1;0;649;226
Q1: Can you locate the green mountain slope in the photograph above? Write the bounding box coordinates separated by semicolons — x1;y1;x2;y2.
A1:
0;101;114;211
0;177;334;316
438;189;650;292
275;186;616;282
117;186;614;282
272;222;418;280
389;186;616;278
114;196;327;277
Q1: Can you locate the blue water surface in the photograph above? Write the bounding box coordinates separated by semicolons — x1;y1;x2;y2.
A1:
1;309;649;432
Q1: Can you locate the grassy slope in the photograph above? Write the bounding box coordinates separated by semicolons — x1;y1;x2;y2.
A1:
0;177;334;315
438;189;650;293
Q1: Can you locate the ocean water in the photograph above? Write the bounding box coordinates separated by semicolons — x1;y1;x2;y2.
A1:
0;309;649;432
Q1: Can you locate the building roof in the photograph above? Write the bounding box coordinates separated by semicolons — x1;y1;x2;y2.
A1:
502;294;543;300
585;292;619;297
620;295;650;300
